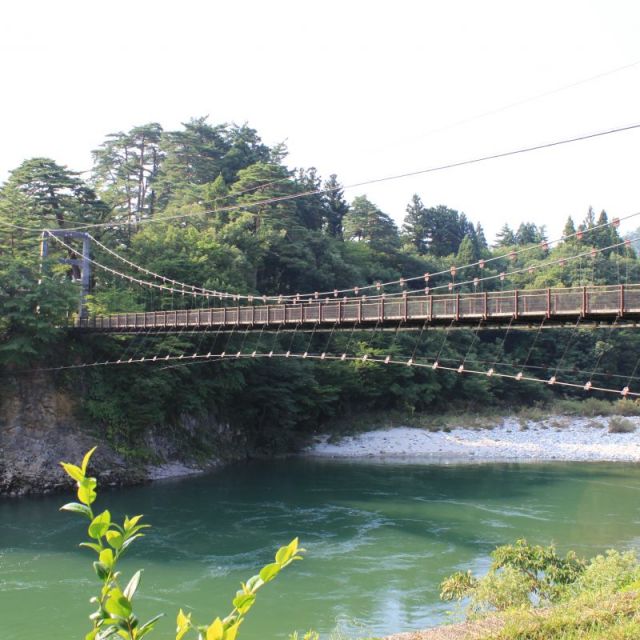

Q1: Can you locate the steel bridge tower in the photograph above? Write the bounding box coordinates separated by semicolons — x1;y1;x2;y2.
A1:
40;230;92;319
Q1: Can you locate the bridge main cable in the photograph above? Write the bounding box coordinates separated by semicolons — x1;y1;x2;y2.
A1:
62;208;640;304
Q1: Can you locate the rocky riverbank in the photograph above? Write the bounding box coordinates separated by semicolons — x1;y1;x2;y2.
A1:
0;373;249;497
305;416;640;462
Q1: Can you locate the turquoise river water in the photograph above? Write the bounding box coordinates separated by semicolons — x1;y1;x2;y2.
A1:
2;458;640;639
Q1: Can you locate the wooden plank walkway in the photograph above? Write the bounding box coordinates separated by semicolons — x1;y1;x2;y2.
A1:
76;284;640;332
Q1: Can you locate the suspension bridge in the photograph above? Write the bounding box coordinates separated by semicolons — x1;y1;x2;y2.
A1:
75;285;640;332
33;211;640;399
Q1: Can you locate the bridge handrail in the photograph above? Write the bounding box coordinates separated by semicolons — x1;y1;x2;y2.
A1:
74;284;640;330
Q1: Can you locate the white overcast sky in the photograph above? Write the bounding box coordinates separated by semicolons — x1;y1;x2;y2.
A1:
2;0;640;242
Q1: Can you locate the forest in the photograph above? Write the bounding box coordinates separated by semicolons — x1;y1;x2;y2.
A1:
2;116;640;458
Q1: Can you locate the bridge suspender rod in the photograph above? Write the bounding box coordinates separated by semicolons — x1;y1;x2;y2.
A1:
341;323;359;360
486;315;515;377
432;318;456;369
407;321;427;366
321;322;338;360
548;316;581;385
584;318;618;391
515;318;545;380
622;341;640;396
458;319;484;373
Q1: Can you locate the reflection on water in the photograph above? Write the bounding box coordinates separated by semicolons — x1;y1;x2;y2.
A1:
1;459;640;639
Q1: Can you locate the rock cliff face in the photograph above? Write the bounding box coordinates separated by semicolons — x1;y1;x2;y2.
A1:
0;373;251;497
0;373;135;496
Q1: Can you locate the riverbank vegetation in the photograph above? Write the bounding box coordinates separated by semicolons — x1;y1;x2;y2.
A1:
323;397;640;441
429;540;640;640
2;117;640;461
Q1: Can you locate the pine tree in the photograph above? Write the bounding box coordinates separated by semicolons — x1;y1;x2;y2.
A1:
456;234;479;265
475;222;488;251
563;216;576;239
494;223;516;247
294;167;324;231
322;174;349;239
92;123;164;231
423;205;467;256
594;209;616;249
344;195;400;252
7;158;108;229
402;194;429;254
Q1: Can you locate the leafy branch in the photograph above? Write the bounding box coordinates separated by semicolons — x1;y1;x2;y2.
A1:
60;448;304;640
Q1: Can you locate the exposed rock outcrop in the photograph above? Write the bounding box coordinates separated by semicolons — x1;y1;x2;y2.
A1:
0;373;252;497
0;373;136;496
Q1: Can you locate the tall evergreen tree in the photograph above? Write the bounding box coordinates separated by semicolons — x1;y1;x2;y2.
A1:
475;222;488;251
563;216;576;239
155;117;272;209
515;222;546;245
322;174;349;239
92;123;164;230
155;117;229;207
344;195;400;252
402;194;429;254
424;205;470;256
294;167;324;231
6;158;108;229
594;209;619;249
456;234;479;266
494;223;516;247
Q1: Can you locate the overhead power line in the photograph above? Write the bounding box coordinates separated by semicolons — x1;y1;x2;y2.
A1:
374;58;640;152
24;119;640;234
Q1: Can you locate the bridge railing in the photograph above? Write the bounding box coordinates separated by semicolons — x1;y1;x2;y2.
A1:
76;284;640;330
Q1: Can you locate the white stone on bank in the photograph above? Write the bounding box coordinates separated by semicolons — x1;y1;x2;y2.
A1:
305;417;640;462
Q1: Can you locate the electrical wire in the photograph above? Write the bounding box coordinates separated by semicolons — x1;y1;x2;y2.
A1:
22;120;640;236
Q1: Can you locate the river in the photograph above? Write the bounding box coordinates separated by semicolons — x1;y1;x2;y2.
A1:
2;458;640;639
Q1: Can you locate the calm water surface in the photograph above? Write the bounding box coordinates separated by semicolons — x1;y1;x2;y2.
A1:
2;458;640;639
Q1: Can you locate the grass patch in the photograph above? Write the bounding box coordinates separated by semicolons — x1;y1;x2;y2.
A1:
552;398;640;418
547;417;571;430
432;545;640;640
608;417;636;434
497;590;640;639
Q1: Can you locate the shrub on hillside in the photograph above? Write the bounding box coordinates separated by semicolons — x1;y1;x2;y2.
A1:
573;550;640;595
440;539;585;615
608;417;636;433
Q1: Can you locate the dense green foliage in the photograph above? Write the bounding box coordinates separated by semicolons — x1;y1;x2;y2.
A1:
441;539;587;612
60;448;303;640
2;116;640;453
439;540;640;640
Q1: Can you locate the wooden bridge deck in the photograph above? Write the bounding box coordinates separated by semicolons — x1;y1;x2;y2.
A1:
75;284;640;332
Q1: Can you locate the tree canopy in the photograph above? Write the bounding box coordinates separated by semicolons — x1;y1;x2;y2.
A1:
1;116;637;455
